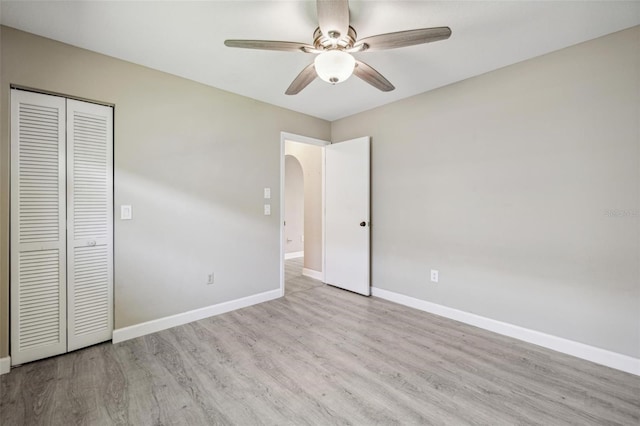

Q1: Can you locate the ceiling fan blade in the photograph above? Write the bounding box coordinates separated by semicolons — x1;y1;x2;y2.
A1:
353;60;395;92
285;63;318;95
317;0;349;40
224;40;315;53
353;27;451;51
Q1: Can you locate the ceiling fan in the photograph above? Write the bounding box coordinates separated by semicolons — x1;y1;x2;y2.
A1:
224;0;451;95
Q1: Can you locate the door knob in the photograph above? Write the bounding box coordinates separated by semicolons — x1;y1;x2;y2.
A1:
360;221;366;227
88;240;97;246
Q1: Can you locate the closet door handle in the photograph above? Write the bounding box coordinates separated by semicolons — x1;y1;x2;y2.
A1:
87;240;97;246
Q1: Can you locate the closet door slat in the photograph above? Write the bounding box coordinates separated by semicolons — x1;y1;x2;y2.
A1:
67;99;114;351
10;90;67;365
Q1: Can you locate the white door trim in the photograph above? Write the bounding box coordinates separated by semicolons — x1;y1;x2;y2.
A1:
280;132;330;296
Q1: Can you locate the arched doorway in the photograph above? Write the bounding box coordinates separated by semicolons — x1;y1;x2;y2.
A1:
284;155;304;257
282;137;327;295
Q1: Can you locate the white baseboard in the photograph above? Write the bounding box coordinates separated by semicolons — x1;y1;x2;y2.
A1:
285;251;304;260
302;268;323;281
0;356;10;375
372;287;640;376
113;289;281;344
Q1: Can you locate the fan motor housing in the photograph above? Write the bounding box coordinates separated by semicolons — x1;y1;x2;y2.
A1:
313;26;357;50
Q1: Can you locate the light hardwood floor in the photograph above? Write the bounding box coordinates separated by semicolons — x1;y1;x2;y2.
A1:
1;259;639;425
285;256;323;295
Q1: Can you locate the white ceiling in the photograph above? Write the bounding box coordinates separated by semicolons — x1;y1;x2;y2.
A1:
1;1;639;121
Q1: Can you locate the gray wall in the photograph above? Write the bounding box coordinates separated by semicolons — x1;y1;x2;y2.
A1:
285;141;323;273
332;26;640;358
284;155;304;254
0;26;330;357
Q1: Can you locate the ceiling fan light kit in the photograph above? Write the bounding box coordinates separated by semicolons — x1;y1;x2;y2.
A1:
314;50;356;84
224;0;451;95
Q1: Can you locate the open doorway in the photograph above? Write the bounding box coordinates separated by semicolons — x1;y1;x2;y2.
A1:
280;132;329;296
284;155;304;259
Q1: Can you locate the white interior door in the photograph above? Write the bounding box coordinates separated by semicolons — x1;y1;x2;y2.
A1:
67;99;113;351
324;137;370;296
10;90;67;365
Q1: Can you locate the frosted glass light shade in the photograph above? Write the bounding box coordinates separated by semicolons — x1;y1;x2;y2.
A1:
314;51;355;84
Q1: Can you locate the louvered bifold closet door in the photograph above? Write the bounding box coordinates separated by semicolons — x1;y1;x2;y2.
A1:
10;90;67;365
67;99;113;351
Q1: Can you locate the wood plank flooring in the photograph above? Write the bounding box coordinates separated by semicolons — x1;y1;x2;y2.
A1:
1;259;639;425
285;257;323;295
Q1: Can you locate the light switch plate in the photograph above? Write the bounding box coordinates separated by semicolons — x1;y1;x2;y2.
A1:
121;205;132;220
264;187;271;199
264;204;271;216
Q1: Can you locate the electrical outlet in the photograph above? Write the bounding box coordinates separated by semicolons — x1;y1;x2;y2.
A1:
430;269;439;283
207;273;214;285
